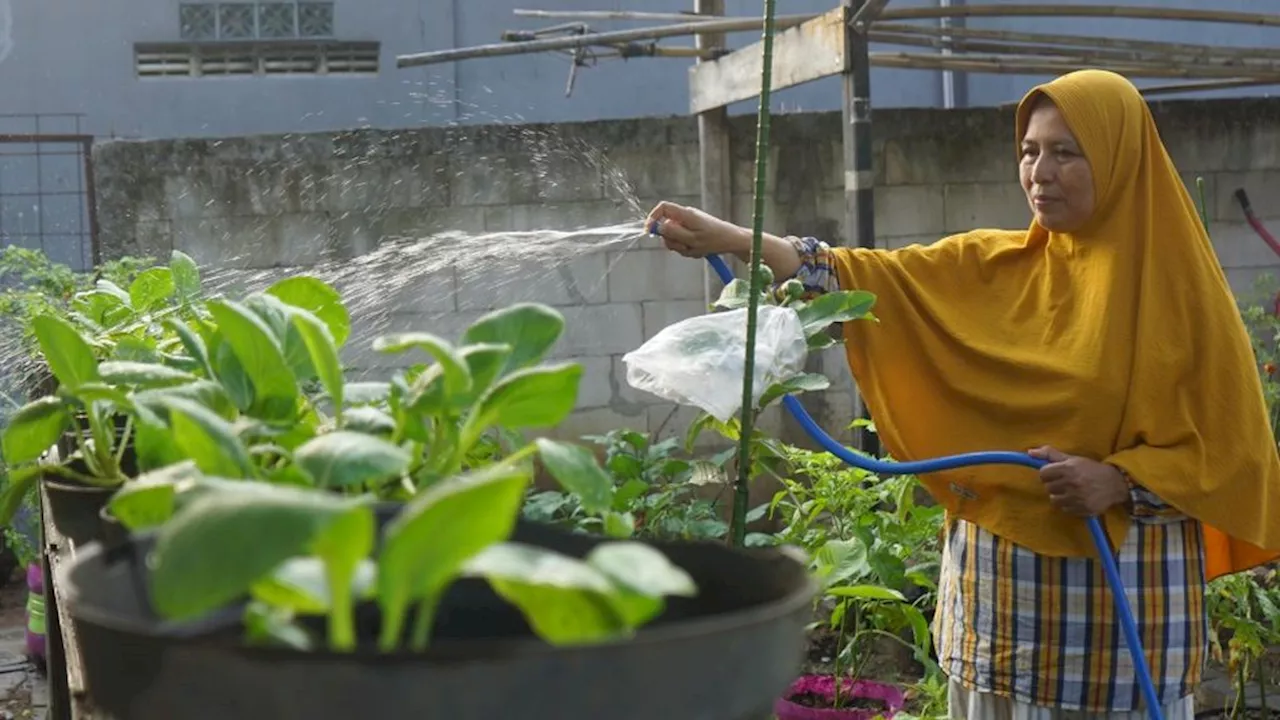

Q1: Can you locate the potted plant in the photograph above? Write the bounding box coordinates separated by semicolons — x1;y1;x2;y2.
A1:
55;280;817;720
0;250;205;545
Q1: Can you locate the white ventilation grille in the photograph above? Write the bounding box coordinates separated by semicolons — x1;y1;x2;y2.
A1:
135;41;379;78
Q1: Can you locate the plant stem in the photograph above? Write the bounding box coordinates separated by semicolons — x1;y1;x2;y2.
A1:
326;564;356;652
732;0;779;548
1260;656;1270;715
1195;176;1209;228
408;595;439;652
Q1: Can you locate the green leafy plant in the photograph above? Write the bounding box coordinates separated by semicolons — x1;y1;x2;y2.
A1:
524;428;732;541
701;267;877;546
1206;569;1280;719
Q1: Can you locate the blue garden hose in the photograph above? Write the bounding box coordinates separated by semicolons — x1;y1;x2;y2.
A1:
692;248;1164;720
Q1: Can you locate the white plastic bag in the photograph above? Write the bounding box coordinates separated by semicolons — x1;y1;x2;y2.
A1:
622;305;809;422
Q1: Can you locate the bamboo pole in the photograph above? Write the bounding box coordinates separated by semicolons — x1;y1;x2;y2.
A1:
513;9;726;23
1139;78;1280;97
872;21;1280;62
396;14;815;67
870;51;1280;81
878;4;1280;28
870;32;1280;73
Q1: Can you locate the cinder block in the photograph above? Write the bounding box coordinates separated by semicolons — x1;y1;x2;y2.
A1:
1214;170;1280;223
325;158;449;213
278;213;338;266
452;150;605;206
555;303;645;357
575;356;614;409
456;254;609;311
642;300;707;339
874;184;946;238
383;263;458;317
173;216;276;269
943;182;1029;233
608;249;706;303
607;144;701;199
135;221;175;258
481;201;635;233
1207;221;1280;270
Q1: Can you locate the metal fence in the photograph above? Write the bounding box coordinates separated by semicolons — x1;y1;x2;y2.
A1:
0;113;99;270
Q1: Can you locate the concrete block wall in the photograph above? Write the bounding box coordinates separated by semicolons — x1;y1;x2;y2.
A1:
92;96;1280;448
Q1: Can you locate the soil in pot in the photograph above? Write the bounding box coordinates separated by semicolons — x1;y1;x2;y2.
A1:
63;519;815;720
774;675;905;720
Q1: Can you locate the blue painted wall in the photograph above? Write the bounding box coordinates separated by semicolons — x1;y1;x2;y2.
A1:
0;0;1274;141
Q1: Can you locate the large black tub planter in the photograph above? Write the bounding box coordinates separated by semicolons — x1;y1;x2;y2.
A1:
63;517;814;720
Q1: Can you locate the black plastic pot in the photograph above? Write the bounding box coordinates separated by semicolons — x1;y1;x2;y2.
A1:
62;520;814;720
42;479;116;548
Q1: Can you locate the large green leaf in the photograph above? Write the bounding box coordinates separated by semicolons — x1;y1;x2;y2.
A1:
373;333;472;397
135;379;236;421
825;584;907;602
207;299;298;421
534;438;613;515
164;397;256;478
464;543;626;645
293;431;410;489
468;363;581;437
757;373;831;409
167;318;215;377
1;397;68;465
0;467;39;527
149;484;371;621
290;309;344;412
585;542;696;626
462;304;564;375
33;315;99;390
170;250;202;301
452;343;512;407
106;462;200;531
377;460;530;648
266;276;350;348
795;290;877;334
128;267;176;313
213;340;254;412
98;361;199;389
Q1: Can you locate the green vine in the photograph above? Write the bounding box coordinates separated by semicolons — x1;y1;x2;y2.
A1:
732;0;780;547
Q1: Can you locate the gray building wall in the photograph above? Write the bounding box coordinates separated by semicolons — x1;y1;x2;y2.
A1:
2;0;1278;141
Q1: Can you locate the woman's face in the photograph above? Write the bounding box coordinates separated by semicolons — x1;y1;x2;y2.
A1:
1019;100;1095;233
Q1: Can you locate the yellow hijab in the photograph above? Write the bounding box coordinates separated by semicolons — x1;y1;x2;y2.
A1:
835;69;1280;581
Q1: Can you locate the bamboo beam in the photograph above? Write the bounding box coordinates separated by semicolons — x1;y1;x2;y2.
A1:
869;32;1280;72
869;51;1280;81
872;21;1280;62
850;0;892;30
396;14;816;67
878;5;1280;28
513;9;722;23
1139;78;1280;96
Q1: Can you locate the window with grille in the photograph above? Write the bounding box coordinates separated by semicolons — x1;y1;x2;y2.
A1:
136;2;378;78
178;2;335;41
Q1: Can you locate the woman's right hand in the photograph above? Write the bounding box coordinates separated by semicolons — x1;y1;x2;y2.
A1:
645;201;747;259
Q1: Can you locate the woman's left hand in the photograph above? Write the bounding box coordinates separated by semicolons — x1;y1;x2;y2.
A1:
1028;446;1131;516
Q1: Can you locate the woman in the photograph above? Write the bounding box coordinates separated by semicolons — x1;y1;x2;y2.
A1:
646;70;1280;719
